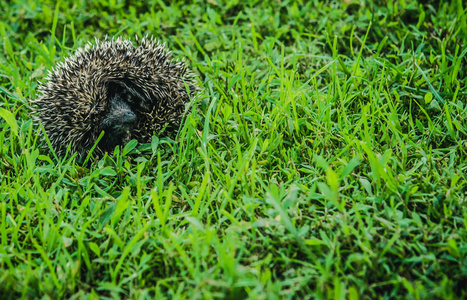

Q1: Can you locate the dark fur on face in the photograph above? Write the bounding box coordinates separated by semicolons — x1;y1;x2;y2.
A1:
99;92;137;152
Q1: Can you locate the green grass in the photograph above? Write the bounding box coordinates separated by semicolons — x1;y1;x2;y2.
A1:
1;0;467;299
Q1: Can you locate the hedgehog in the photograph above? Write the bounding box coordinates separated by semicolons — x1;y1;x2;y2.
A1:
32;36;200;158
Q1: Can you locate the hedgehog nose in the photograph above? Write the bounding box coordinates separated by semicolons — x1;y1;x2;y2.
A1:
123;111;136;124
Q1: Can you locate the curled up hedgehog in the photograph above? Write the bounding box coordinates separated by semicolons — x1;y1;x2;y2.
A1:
32;37;200;158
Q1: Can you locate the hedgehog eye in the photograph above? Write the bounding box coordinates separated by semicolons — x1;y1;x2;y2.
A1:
124;92;135;104
108;81;145;108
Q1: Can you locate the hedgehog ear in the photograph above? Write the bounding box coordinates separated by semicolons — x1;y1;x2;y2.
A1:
107;81;125;99
123;84;146;104
108;80;147;107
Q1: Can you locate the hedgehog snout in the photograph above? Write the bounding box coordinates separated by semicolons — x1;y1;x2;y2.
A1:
98;93;138;151
104;93;137;127
122;110;136;125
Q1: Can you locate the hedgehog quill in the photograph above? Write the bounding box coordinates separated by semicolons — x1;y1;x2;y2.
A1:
32;37;200;158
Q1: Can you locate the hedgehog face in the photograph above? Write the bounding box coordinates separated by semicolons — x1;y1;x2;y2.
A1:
99;93;137;152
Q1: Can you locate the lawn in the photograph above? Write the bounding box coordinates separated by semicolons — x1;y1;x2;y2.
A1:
0;0;466;299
